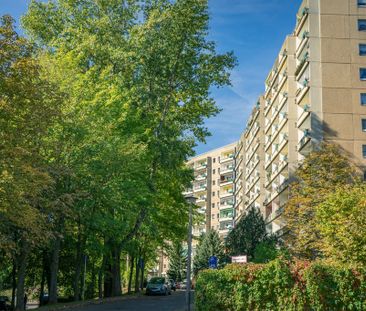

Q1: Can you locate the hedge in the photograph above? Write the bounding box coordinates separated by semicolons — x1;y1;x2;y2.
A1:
195;259;366;311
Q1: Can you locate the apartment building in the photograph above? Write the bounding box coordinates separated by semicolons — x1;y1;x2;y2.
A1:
261;0;366;234
185;143;237;239
190;0;366;236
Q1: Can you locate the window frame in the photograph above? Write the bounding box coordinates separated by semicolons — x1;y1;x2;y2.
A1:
360;68;366;80
362;119;366;132
359;19;366;31
359;0;366;7
363;145;366;158
360;44;366;56
361;93;366;105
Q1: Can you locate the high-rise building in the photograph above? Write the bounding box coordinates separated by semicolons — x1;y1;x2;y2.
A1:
188;0;366;238
185;143;237;239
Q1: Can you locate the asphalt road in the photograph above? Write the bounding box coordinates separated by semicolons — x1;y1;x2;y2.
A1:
73;290;193;311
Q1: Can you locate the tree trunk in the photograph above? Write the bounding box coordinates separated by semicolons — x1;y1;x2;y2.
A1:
98;254;106;299
15;239;29;311
39;253;46;306
11;258;16;310
127;255;135;294
49;236;61;304
140;257;144;291
103;250;112;298
111;246;122;296
134;256;140;293
87;261;96;299
80;254;87;300
73;222;85;301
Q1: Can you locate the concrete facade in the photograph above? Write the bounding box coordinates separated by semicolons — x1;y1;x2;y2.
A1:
188;0;366;236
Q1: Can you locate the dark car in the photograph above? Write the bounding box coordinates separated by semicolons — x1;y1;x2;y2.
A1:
168;279;176;291
146;277;172;296
0;296;10;311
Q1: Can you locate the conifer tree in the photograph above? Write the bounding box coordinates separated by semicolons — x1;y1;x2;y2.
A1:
193;230;225;275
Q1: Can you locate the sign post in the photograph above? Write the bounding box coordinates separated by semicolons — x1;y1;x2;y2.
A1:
209;256;218;269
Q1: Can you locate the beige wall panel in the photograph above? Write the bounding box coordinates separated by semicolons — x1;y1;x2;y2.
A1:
351;90;366;113
351;64;366;87
349;16;366;39
319;0;349;15
322;88;352;113
323;113;354;139
350;1;366;15
353;114;366;139
321;38;351;63
320;15;349;39
322;63;351;88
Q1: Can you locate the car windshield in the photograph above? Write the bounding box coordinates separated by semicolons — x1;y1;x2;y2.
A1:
149;277;165;284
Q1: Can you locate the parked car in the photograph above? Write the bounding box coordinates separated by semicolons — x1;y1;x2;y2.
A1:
0;296;10;311
146;277;172;296
168;279;176;291
180;280;188;290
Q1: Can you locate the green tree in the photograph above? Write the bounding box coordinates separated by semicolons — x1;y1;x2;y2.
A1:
193;230;225;275
0;15;63;311
225;207;269;260
316;184;366;267
167;242;187;282
283;143;357;260
252;239;279;264
21;0;236;301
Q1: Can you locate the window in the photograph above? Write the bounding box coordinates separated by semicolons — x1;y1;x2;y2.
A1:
212;191;215;197
213;158;216;163
212;180;215;186
217;213;220;219
362;119;366;131
360;44;366;56
363;145;366;158
213;169;215;174
359;0;366;7
212;214;215;219
360;68;366;80
218;168;220;173
212;203;215;208
359;19;366;31
361;93;366;105
217;191;220;196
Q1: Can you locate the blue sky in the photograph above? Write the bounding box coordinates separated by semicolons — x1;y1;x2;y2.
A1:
0;0;302;154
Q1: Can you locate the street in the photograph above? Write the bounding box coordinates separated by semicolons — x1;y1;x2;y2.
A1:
71;291;193;311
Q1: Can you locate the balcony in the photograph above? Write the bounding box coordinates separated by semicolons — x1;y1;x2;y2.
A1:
195;173;207;181
221;165;235;175
220;179;234;187
295;52;309;78
297;129;311;152
220;154;234;164
195;163;207;171
265;206;284;224
221;189;234;198
196;196;207;204
297;105;311;128
295;6;309;36
194;185;207;193
183;189;193;195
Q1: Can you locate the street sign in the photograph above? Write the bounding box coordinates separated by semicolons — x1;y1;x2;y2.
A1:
208;256;218;269
231;255;247;263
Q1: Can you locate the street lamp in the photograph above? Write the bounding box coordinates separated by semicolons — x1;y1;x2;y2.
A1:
184;194;196;311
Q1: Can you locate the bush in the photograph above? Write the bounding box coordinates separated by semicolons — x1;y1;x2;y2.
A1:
195;259;366;311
